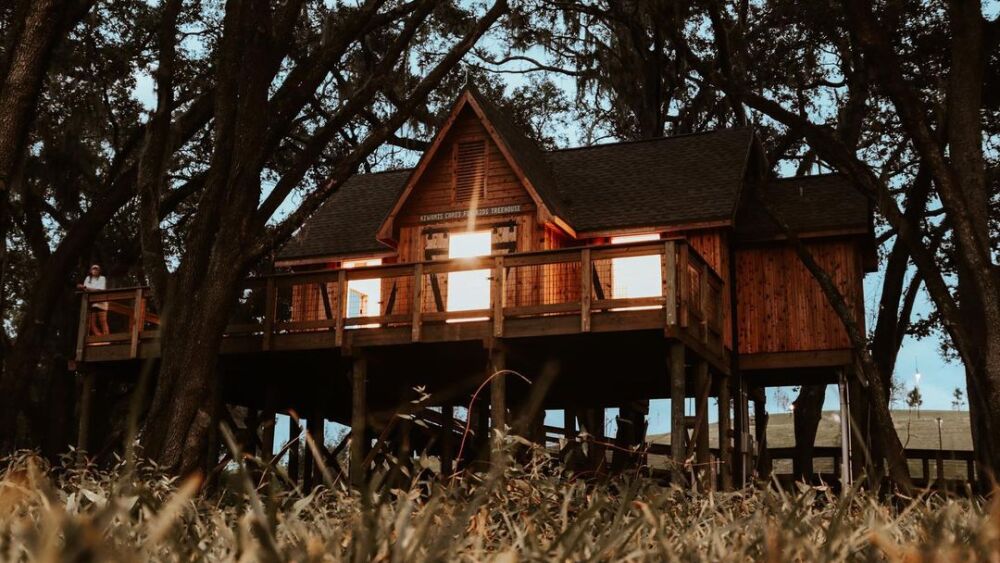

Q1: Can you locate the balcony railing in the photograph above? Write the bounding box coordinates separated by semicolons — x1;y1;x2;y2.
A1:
76;238;727;361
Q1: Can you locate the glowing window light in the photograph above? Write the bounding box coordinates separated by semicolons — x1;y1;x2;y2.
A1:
611;234;662;307
344;258;382;328
447;231;491;320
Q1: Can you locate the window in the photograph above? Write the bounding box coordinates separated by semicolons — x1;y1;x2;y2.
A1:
453;140;487;203
611;234;662;302
447;231;491;316
343;258;382;326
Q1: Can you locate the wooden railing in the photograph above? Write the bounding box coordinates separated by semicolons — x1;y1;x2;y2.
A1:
76;238;727;361
768;446;978;487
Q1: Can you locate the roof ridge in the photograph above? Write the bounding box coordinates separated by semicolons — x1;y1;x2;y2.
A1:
546;127;753;155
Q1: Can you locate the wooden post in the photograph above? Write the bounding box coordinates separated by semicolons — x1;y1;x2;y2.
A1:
350;354;369;489
311;408;325;486
662;241;677;330
731;374;746;487
837;370;852;491
718;371;733;490
302;419;315;491
411;262;423;342
262;277;276;351
129;288;144;358
335;269;348;347
492;256;505;337
700;262;710;343
76;371;95;452
677;243;690;328
287;415;301;485
669;342;686;483
694;360;711;491
75;292;90;362
580;248;592;332
440;406;455;477
489;346;507;463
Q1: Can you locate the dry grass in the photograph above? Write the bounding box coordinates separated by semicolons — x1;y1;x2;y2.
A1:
1;442;998;562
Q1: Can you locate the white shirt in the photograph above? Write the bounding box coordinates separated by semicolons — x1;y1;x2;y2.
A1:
83;276;106;291
84;276;108;310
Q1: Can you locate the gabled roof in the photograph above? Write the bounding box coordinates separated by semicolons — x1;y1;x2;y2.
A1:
279;169;408;262
277;90;870;264
546;128;754;232
735;173;872;241
376;88;561;242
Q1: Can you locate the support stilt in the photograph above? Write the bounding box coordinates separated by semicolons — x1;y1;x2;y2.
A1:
76;371;95;453
694;360;711;491
669;342;686;483
311;408;325;486
287;414;301;485
350;354;369;489
489;347;507;465
302;417;315;491
837;369;853;491
440;406;455;476
718;371;733;490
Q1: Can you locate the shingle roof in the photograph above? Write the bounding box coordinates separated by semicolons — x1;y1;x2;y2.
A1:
546;129;753;232
735;173;871;240
279;169;409;261
277;120;867;262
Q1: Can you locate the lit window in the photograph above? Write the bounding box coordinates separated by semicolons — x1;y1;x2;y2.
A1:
344;258;382;327
611;234;662;304
447;231;491;318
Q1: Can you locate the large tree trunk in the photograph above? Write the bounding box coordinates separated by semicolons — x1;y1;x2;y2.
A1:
791;384;825;481
139;273;236;474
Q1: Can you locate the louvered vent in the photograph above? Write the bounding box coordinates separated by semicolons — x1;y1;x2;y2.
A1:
453;140;487;203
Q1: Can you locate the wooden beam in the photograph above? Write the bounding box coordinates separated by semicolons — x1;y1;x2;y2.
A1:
440;406;455;477
489;347;507;463
492;257;505;337
76;371;95;453
718;371;733;490
739;350;853;371
580;248;592;332
75;293;90;361
287;415;301;486
694;361;711;491
311;408;326;487
669;342;686;484
262;278;276;351
350;355;369;489
129;288;144;358
335;269;347;347
662;241;677;330
411;262;423;342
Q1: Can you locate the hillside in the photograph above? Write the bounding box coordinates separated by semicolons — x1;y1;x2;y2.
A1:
650;409;972;450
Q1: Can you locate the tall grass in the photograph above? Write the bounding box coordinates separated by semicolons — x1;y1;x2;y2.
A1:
1;443;998;562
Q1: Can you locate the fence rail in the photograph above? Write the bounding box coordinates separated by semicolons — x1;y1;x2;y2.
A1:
768;446;977;486
77;238;728;361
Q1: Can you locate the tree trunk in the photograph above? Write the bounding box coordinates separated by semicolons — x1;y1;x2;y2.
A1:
139;272;237;475
792;384;825;481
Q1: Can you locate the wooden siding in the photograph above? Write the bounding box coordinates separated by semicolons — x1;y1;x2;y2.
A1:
396;106;536;224
686;229;732;349
735;239;863;355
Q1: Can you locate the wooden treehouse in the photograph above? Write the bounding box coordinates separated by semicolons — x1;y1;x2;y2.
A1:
74;88;877;490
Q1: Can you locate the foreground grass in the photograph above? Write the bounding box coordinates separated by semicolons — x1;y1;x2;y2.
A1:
1;448;998;562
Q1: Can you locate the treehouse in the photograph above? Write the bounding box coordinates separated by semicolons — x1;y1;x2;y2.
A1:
74;88;874;489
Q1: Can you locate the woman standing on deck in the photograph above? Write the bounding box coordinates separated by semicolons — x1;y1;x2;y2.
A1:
78;264;110;336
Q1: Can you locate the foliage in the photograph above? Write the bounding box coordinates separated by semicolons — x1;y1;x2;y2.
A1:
1;448;998;562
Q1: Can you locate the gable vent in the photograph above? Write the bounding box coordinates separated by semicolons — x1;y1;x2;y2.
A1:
453;140;487;203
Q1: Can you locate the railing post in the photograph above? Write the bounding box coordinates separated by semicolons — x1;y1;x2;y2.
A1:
411;262;423;342
130;288;144;359
580;248;592;332
662;241;677;331
492;256;505;337
678;242;690;328
75;292;90;362
335;269;347;347
700;261;710;344
262;278;276;351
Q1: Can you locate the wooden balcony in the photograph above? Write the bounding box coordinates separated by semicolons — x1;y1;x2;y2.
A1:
75;239;728;368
